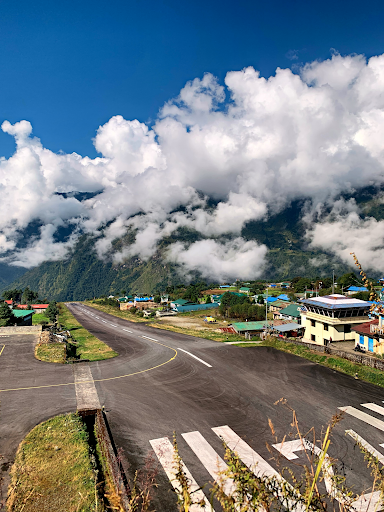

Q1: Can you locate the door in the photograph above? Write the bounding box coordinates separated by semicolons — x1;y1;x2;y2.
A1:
368;337;374;352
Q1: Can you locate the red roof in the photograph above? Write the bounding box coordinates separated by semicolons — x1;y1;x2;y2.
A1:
18;304;49;309
352;319;380;336
4;300;13;304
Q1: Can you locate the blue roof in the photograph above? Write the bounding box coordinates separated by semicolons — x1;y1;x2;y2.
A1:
300;296;370;310
277;294;289;301
347;286;368;292
266;297;278;303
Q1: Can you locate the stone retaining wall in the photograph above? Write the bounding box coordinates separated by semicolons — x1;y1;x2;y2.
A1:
276;337;384;371
0;325;42;335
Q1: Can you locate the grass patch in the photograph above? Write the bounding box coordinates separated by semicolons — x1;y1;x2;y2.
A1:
83;300;147;323
256;337;384;388
59;303;117;361
7;413;102;512
35;342;66;364
32;313;49;325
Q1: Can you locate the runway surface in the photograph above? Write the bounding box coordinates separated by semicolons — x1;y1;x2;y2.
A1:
1;302;384;510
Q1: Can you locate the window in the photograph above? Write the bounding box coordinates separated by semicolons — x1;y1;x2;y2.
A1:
311;334;316;341
344;324;351;333
311;319;316;327
324;323;328;331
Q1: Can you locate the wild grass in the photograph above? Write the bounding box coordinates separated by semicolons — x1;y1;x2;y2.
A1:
58;303;117;361
255;337;384;388
34;342;66;364
83;300;147;323
32;313;49;325
7;413;102;512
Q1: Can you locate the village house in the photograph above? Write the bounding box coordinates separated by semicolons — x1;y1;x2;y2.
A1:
299;294;370;346
277;303;301;323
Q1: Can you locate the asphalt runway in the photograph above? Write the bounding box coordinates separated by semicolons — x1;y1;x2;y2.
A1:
1;303;384;510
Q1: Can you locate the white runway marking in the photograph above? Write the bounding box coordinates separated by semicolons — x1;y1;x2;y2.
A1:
181;431;235;496
177;348;212;367
362;403;384;416
215;426;305;511
346;429;384;465
141;335;159;342
150;437;214;512
339;406;384;431
109;324;118;327
122;328;132;333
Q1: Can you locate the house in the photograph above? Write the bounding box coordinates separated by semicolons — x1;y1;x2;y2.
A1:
346;286;368;296
219;285;230;289
278;304;301;323
277;294;290;301
239;287;250;294
120;302;135;310
269;300;292;313
170;298;195;309
17;304;49;313
174;303;219;313
299;294;370;346
4;300;13;308
13;309;35;326
231;321;271;335
265;296;278;303
352;318;384;354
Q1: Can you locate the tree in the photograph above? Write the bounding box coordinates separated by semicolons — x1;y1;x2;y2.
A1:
0;302;15;326
257;295;264;304
205;294;212;304
154;295;161;304
338;272;360;289
46;301;59;323
22;287;38;305
293;278;312;293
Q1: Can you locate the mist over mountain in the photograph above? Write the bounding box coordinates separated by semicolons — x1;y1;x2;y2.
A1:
2;52;384;296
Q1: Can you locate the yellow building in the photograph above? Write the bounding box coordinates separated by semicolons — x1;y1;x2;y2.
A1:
300;294;370;346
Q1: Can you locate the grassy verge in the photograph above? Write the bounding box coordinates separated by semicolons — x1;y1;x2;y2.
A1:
59;303;117;361
7;413;102;512
32;313;49;325
256;337;384;388
35;342;66;363
84;301;245;342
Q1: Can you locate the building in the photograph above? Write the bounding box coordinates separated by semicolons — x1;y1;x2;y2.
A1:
13;310;35;326
17;304;49;313
300;294;370;346
346;286;368;296
352;318;384;354
170;298;196;309
239;287;250;294
231;321;271;335
174;303;219;313
278;304;301;323
272;323;304;338
269;300;292;313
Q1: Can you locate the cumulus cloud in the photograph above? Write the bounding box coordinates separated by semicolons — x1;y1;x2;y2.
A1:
3;52;384;276
307;212;384;273
166;238;268;281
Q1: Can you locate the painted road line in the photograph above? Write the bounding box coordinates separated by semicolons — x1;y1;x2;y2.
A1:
74;365;101;411
123;328;132;333
0;345;5;357
339;406;384;431
362;403;384;416
109;324;118;327
214;426;305;512
177;348;212;368
150;437;215;512
346;430;384;465
141;335;159;342
181;431;235;496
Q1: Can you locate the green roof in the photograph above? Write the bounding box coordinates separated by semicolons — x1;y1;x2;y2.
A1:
13;310;34;317
239;287;250;292
172;299;191;305
232;321;271;332
270;300;292;308
279;304;301;318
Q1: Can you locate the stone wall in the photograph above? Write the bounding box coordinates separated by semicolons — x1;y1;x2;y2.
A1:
276;337;384;371
0;325;42;335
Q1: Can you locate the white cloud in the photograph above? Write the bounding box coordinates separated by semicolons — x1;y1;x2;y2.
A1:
3;52;384;274
166;238;268;281
307;212;384;273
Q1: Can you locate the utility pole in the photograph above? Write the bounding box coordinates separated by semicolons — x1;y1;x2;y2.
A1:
265;286;268;335
332;270;335;295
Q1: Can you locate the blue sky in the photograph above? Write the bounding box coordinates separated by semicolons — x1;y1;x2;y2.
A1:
1;0;384;158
